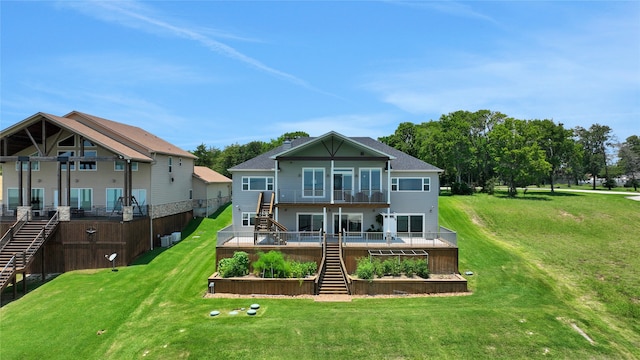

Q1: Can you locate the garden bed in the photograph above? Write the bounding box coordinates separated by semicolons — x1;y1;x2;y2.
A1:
208;273;317;295
349;274;468;295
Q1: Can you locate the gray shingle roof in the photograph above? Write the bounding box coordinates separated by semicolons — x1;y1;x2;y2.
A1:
229;134;442;172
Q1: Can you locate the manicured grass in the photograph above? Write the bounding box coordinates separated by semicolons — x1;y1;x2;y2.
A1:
1;194;638;359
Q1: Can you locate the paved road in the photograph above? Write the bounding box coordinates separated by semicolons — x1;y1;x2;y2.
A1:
530;187;640;201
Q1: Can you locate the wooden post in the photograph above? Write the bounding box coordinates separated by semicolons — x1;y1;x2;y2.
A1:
41;243;46;283
12;254;17;299
22;252;27;295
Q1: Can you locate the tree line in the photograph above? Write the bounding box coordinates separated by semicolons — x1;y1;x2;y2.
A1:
190;110;639;196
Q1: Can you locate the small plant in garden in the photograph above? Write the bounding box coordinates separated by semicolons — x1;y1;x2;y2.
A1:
355;257;375;281
252;250;318;279
217;251;249;278
354;257;429;279
253;250;290;278
291;261;318;278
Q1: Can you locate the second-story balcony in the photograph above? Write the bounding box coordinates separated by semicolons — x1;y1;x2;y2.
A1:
277;189;388;205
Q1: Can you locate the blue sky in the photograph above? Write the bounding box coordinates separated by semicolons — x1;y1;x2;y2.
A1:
1;1;638;151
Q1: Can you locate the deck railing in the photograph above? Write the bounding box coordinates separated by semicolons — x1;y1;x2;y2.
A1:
217;227;324;246
276;189;388;204
342;229;457;247
217;226;458;247
0;204;149;219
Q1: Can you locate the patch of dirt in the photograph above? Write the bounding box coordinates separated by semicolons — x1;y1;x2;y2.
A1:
559;210;583;222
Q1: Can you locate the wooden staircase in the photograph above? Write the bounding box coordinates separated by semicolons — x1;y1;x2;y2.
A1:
0;216;59;293
318;243;349;295
254;193;287;244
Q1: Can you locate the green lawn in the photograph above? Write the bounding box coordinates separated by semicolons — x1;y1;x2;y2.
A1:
1;193;638;359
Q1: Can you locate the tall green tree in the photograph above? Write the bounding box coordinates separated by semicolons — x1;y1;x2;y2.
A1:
265;131;310;151
436;111;474;184
618;135;640;191
379;122;419;158
190;143;220;168
575;124;614;190
469;110;506;191
530;120;576;192
489;118;551;196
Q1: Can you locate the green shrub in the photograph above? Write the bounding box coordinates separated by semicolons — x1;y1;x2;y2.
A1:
451;182;474;195
291;261;318;278
355;257;374;281
401;258;416;277
414;259;430;278
253;250;291;278
217;251;250;278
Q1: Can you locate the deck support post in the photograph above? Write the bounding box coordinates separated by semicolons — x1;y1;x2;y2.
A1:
22;252;27;295
41;244;46;283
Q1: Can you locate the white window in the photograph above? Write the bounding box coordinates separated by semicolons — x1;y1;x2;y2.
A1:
79;150;97;171
58;151;75;171
391;177;430;192
242;176;274;191
15;152;40;171
115;160;139;171
360;168;382;194
132;189;147;206
30;188;44;210
396;215;424;233
242;212;256;227
106;188;123;212
7;188;21;210
70;188;93;210
303;168;324;197
83;139;96;147
58;135;75;147
168;157;173;173
334;213;363;233
297;213;323;232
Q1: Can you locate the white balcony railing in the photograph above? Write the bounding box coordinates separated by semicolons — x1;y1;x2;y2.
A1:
277;189;388;204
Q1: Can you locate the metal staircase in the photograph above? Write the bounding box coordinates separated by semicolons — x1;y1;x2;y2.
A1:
0;213;59;293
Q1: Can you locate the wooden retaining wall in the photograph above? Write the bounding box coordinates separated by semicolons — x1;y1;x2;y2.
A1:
208;275;316;295
343;247;460;274
350;275;468;295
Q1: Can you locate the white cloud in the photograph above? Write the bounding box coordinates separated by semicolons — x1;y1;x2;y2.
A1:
364;6;640;137
58;0;328;94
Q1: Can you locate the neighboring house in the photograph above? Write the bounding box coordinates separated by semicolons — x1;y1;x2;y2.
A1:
213;131;466;296
0;111;197;286
192;166;232;217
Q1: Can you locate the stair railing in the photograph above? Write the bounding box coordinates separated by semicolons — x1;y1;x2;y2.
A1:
0;212;29;252
0;255;17;288
338;229;352;294
315;232;327;295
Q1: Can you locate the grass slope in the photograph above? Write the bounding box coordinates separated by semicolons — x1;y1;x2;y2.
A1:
0;194;638;359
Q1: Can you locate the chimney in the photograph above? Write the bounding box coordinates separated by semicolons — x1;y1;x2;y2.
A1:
283;139;292;149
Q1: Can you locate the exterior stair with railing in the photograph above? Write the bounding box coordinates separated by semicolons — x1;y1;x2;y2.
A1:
254;193;288;244
318;243;349;295
0;217;59;292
